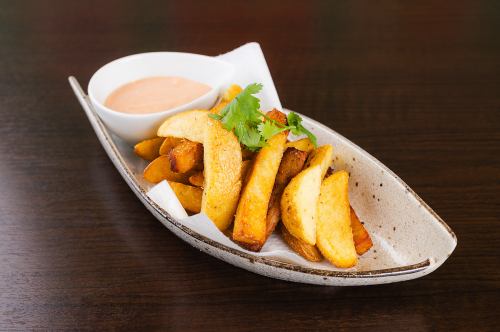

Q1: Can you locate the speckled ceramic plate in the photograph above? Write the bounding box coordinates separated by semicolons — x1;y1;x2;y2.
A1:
69;77;456;286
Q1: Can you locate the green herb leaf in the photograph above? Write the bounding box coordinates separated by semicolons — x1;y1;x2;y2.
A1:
257;120;287;141
210;83;317;151
287;112;317;147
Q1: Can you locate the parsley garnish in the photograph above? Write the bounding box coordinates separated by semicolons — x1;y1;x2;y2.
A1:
209;83;317;151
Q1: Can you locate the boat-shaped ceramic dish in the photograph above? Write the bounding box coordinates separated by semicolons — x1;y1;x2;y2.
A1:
68;44;456;286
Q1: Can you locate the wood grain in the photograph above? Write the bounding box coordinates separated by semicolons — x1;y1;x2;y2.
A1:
0;0;499;330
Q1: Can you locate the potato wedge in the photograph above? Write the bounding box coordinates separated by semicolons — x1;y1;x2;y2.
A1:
263;148;308;244
233;109;288;250
317;170;357;268
157;110;208;143
280;165;322;245
156;84;241;141
241;159;253;185
243;148;309;252
281;224;322;262
188;171;204;187
241;147;256;161
143;155;190;184
168;140;203;173
285;138;315;153
188;161;248;189
350;207;373;255
134;137;165;161
210;101;228;114
168;181;202;213
222;84;243;102
201;112;242;231
305;145;333;179
159;136;185;155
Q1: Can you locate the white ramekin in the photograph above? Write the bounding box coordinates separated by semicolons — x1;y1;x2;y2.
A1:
88;52;234;143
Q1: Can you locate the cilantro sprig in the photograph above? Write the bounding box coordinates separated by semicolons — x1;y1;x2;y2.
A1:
209;83;317;151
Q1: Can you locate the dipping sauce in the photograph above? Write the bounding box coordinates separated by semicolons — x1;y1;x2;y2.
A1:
104;76;211;114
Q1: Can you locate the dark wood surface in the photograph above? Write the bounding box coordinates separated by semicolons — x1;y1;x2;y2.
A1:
1;1;499;330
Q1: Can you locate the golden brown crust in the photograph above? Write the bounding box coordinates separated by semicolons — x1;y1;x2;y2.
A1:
281;224;322;262
168;181;203;213
143;155;191;184
168;140;203;173
159;136;185;156
188;171;204;187
134;137;165;161
253;148;308;251
350;206;373;255
285;138;315;153
233;109;289;250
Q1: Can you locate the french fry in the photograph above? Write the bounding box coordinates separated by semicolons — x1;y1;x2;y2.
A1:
201;109;242;231
304;145;333;178
317;170;357;268
143;155;191;184
159;136;185;155
168;140;203;173
168;181;202;213
350;207;373;255
134;137;165;161
281;224;322;262
233;109;288;250
285;138;315;153
258;148;308;250
188;171;204;187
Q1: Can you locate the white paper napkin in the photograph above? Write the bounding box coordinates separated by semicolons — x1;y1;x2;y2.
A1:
217;42;283;112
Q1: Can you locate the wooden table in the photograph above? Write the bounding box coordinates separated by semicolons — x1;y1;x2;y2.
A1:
1;1;498;330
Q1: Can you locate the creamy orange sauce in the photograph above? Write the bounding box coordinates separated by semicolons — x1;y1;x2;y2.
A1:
105;76;211;114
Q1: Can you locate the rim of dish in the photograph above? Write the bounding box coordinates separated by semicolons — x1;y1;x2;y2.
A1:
73;80;457;278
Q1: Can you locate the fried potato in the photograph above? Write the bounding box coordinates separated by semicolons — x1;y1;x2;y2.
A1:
210;101;228;114
222;84;243;102
159;136;185;155
188;162;248;188
241;147;256;161
157;110;208;143
281;224;322;262
201;112;242;231
168;181;202;213
280;165;322;245
143;155;191;184
305;145;333;179
263;148;308;246
188;171;204;187
285;138;315;153
317;170;357;268
168;140;203;173
156;84;241;141
134;137;165;161
350;207;373;255
241;159;253;185
233;109;288;250
207;84;242;115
